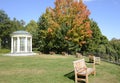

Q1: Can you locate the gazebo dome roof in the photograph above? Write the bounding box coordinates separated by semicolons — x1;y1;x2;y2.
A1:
11;30;31;36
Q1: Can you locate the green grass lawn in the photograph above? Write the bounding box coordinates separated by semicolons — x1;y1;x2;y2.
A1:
0;54;120;83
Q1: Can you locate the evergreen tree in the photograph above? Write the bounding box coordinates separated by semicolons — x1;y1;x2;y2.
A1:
81;20;109;56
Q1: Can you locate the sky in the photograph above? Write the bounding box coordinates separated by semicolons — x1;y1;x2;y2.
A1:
0;0;120;40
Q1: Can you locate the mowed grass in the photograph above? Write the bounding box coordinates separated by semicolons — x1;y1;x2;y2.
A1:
0;54;120;83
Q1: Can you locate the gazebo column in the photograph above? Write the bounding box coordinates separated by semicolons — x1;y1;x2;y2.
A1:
25;37;27;52
17;37;20;53
11;37;13;53
30;37;32;52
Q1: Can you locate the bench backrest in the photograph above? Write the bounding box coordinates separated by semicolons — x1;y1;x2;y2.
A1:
73;59;87;73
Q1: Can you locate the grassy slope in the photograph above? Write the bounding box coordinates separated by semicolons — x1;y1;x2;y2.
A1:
0;54;120;83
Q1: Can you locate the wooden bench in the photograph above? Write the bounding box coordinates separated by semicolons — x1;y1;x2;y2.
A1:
73;58;96;83
61;52;68;56
75;53;82;58
89;55;101;64
49;51;55;55
95;57;101;64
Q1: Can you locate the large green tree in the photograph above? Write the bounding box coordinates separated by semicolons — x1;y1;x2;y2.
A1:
38;0;92;53
0;10;11;48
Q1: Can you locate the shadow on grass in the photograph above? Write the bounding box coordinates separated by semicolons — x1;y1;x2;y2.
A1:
64;70;75;81
64;71;85;83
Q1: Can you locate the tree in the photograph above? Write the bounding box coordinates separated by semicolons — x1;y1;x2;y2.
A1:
37;0;92;53
51;0;92;45
11;18;25;31
0;10;25;48
26;20;38;34
20;19;25;26
0;10;11;48
81;20;109;56
109;38;120;61
25;20;38;48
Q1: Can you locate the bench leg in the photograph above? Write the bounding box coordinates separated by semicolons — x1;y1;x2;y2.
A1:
75;73;78;83
86;75;88;83
94;70;96;76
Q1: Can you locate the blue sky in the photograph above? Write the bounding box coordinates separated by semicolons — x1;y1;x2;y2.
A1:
0;0;120;40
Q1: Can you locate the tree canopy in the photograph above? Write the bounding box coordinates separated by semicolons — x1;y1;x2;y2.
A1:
0;10;25;48
25;20;38;48
37;0;92;53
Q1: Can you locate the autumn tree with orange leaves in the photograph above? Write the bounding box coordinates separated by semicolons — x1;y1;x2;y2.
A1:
38;0;92;53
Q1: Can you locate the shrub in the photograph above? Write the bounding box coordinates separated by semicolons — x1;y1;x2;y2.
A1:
0;48;10;53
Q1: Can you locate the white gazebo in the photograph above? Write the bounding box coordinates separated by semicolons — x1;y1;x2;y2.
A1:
6;30;36;56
